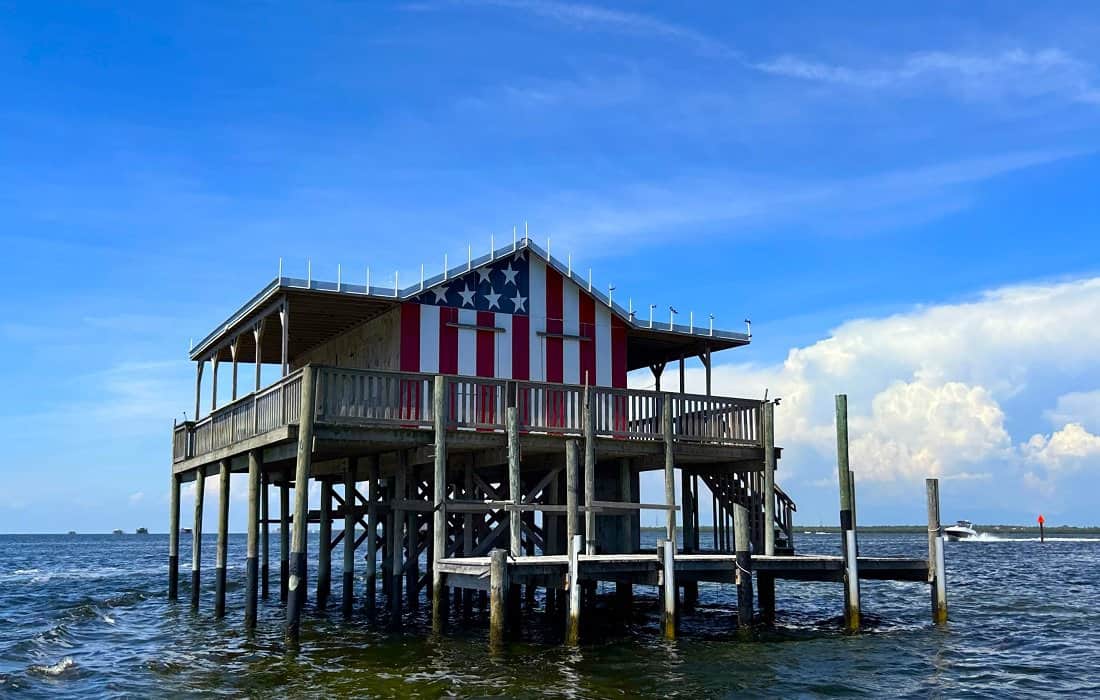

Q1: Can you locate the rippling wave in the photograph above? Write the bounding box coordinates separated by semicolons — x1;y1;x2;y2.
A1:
1;532;1098;698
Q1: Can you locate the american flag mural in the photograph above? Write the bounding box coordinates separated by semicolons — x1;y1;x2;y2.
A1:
399;247;628;388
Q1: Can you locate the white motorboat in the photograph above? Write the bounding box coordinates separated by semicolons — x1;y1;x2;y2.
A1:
944;519;978;541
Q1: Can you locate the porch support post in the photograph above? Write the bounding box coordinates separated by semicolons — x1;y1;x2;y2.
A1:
280;298;289;377
253;320;264;391
342;460;357;618
190;469;205;609
230;336;240;401
211;356;219;412
390;455;406;624
662;395;676;541
286;365;317;646
583;387;597;555
365;456;379;618
565;439;579;553
215;459;230;619
317;480;332;610
245;450;261;628
763;401;777;556
261;473;270;599
681;467;697;609
507;405;521;558
432;376;449;633
194;361;204;421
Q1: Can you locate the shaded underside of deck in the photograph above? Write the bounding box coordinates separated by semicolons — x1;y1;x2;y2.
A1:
436;553;930;591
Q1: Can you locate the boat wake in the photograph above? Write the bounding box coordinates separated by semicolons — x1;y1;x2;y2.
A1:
959;533;1100;543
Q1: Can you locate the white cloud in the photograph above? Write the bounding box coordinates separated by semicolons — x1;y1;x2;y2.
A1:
696;276;1100;491
128;492;145;505
1045;390;1100;432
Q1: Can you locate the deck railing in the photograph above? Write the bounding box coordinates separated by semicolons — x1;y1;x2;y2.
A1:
173;365;765;462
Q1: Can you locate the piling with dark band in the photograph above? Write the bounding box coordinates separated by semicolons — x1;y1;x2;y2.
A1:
286;365;316;647
168;472;180;601
215;459;230;619
662;395;676;542
733;503;754;630
245;450;261;628
261;474;270;600
317;480;332;610
660;538;677;640
191;470;205;609
432;377;450;632
926;478;948;624
489;548;509;648
566;533;582;645
835;394;861;633
279;482;290;605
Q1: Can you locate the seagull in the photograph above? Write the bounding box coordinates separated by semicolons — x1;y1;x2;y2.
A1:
484;290;502;310
510;292;527;313
501;262;519;287
457;285;476;307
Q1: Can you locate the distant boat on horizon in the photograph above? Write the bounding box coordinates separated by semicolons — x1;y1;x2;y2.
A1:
112;528;124;535
181;527;192;534
136;527;149;535
67;530;76;535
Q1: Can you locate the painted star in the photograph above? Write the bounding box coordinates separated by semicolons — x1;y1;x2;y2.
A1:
430;286;449;304
484;290;501;310
501;263;519;287
510;293;527;313
457;284;476;307
513;248;526;262
476;267;493;286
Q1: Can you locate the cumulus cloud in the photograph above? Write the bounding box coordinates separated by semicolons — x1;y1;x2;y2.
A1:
690;276;1100;493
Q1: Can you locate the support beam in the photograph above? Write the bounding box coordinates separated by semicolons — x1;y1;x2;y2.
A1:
245;451;261;628
432;376;449;632
253;319;264;392
261;475;270;599
927;478;948;624
662;395;675;542
215;460;230;619
191;471;205;609
365;456;379;618
681;468;697;609
565;439;579;551
230;336;240;401
835;394;860;633
280;299;289;377
733;504;754;630
507;405;521;558
763;401;777;556
194;361;204;422
286;365;317;647
566;533;582;645
168;472;180;601
661;538;676;640
279;482;290;604
342;462;357;618
679;354;685;394
489;548;509;648
583;387;597;555
317;480;332;610
211;356;219;412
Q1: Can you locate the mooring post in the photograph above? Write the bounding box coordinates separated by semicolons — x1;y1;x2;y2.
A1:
661;538;677;640
432;376;449;633
342;460;357;619
489;548;509;648
245;450;261;628
317;480;332;610
261;474;270;600
168;472;180;601
926;478;948;624
662;395;676;542
279;481;290;605
733;503;754;630
583;386;597;555
835;394;861;633
763;401;776;556
215;459;230;619
566;533;583;645
191;469;205;609
566;439;579;550
286;365;317;647
365;456;379;618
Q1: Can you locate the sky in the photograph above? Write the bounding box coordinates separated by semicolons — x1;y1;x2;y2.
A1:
1;1;1099;533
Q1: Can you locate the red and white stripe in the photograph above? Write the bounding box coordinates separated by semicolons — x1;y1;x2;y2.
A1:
400;256;627;388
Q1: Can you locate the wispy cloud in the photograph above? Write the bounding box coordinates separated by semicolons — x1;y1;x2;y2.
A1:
754;49;1100;105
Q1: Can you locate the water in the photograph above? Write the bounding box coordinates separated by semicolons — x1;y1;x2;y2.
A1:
2;532;1099;698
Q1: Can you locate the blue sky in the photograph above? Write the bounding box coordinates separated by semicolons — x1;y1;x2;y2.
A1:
2;1;1099;532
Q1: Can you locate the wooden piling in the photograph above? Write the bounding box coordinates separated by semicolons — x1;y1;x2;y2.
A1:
365;456;379;617
168;472;180;601
191;470;205;609
342;461;357;619
733;503;754;630
215;459;230;619
390;458;406;623
583;387;597;554
432;376;449;633
406;490;418;611
245;450;261;628
286;365;316;646
620;459;633;553
681;468;697;609
835;394;860;633
462;459;474;614
261;474;270;600
317;480;332;610
926;478;948;624
489;548;509;648
279;482;289;605
660;538;676;640
566;439;579;549
507;405;521;558
662;395;676;542
763;401;776;556
566;533;582;645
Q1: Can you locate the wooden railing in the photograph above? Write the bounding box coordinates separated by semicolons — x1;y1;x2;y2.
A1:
173;365;765;462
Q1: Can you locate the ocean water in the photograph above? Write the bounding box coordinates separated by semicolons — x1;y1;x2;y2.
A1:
1;531;1098;698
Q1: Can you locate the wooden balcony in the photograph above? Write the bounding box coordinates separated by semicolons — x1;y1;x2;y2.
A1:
172;366;766;465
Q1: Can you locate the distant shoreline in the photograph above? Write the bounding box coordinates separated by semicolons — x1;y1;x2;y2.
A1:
639;525;1100;535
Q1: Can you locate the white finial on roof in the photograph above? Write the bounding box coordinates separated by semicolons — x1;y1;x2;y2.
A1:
307;258;312;288
709;314;715;336
649;304;656;328
588;268;592;292
608;284;615;307
366;266;371;294
567;252;572;276
337;264;342;292
525;221;529;243
745;318;752;338
689;311;694;333
278;257;283;284
420;263;425;291
394;270;399;297
669;306;678;331
547;237;551;258
490;234;495;260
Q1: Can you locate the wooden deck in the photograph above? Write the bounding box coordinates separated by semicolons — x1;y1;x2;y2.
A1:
436;552;930;591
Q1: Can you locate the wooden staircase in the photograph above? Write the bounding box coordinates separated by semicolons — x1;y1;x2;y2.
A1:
701;472;797;554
